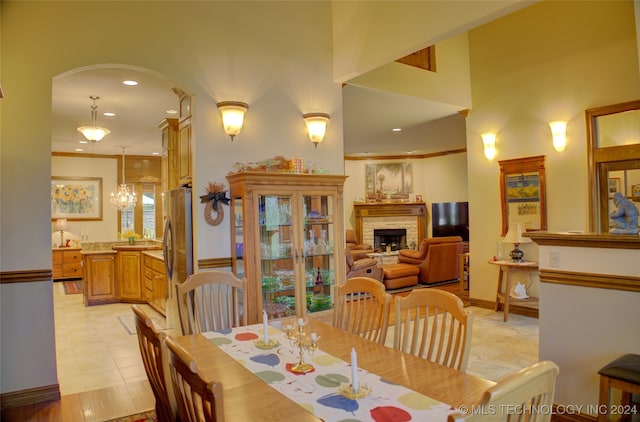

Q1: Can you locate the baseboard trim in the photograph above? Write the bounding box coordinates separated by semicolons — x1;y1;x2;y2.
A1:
465;297;539;319
0;384;60;410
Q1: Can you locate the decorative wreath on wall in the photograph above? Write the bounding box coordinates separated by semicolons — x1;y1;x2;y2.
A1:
200;182;229;226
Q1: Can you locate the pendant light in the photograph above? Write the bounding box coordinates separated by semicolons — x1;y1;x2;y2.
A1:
77;96;110;142
110;147;137;210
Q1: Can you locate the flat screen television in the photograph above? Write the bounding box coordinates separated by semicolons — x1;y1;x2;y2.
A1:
431;202;469;241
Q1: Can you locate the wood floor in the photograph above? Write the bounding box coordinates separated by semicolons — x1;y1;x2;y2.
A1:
1;281;468;422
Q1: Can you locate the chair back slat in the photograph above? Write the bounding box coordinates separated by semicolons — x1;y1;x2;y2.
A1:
132;304;177;422
394;289;473;371
448;361;559;422
177;271;247;335
165;335;225;422
333;277;391;344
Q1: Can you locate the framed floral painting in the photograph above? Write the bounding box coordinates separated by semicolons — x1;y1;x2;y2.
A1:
51;177;103;221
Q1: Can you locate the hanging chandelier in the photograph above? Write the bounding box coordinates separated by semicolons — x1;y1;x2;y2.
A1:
110;147;137;210
77;96;110;142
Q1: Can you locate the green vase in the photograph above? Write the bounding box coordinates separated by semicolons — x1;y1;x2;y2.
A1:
128;237;135;245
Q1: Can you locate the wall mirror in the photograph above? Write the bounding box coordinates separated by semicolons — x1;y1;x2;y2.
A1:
586;100;640;232
498;155;547;237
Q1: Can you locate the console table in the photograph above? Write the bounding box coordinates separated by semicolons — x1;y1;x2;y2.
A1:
488;260;539;322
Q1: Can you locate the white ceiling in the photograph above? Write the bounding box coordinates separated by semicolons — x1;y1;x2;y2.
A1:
51;67;466;158
52;67;179;157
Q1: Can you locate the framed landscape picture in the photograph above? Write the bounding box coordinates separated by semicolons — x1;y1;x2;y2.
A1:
51;177;103;221
365;163;413;200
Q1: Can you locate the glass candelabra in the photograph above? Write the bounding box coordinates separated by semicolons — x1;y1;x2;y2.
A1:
283;319;319;374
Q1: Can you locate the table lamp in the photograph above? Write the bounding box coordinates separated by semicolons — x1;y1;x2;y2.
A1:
56;218;68;248
503;223;531;262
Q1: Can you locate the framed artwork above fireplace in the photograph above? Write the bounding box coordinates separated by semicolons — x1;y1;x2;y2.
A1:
365;163;413;200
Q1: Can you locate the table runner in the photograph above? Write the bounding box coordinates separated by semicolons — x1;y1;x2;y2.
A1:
202;324;457;421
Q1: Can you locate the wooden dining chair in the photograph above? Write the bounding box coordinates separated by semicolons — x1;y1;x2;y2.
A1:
132;304;177;422
333;276;391;344
448;360;560;422
165;336;225;422
394;289;473;371
176;270;247;335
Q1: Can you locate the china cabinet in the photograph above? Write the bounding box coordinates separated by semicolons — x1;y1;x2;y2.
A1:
227;171;347;324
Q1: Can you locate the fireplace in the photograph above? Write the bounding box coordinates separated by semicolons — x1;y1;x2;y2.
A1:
353;202;428;251
374;229;406;251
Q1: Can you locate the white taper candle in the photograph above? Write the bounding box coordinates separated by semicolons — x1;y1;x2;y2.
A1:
351;347;359;392
263;310;269;343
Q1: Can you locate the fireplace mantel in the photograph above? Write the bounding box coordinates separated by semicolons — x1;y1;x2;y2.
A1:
353;202;428;246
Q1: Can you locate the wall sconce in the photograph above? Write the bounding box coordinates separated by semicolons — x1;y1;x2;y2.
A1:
481;133;497;160
217;101;248;141
303;113;330;148
549;121;567;152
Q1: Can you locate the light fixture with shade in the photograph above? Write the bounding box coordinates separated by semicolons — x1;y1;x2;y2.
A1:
77;96;110;142
303;113;330;148
502;222;532;262
110;147;137;211
549;121;567;152
56;219;67;248
481;133;496;160
217;101;248;141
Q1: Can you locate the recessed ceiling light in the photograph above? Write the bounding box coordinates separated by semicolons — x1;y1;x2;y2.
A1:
75;148;84;152
152;152;160;155
79;140;88;144
167;109;178;114
103;112;116;117
392;128;402;132
123;80;138;86
406;151;414;155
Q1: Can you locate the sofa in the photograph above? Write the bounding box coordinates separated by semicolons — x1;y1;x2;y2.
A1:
345;229;374;261
398;236;463;284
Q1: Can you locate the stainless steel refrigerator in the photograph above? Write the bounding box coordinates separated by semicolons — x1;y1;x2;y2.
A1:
163;187;193;332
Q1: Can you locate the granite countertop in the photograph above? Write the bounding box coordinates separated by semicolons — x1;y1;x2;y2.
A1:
142;249;164;260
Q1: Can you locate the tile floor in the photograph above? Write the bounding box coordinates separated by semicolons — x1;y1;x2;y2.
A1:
53;282;177;395
53;282;538;396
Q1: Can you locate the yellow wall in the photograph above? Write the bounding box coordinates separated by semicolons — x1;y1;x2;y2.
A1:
466;0;640;302
1;0;339;394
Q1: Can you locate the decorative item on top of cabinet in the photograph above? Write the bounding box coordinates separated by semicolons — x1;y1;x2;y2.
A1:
227;169;347;324
52;248;82;280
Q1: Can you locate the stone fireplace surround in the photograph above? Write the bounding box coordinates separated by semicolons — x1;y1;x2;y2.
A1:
353;202;428;251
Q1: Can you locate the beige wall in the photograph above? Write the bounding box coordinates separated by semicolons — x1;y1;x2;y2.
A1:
1;1;340;394
466;0;640;303
344;153;469;233
331;0;533;82
51;156;119;242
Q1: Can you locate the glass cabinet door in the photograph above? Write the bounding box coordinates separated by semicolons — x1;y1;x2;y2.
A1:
259;194;296;319
302;193;335;315
232;197;245;279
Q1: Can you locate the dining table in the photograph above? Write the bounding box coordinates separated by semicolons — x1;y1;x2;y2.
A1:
174;318;494;421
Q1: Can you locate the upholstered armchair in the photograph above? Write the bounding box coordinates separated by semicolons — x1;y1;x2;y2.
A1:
398;236;463;284
346;250;383;282
345;229;374;260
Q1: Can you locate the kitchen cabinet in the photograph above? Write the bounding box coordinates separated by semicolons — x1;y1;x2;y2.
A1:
143;252;167;315
52;248;82;280
117;250;144;301
227;171;347;324
158;118;179;191
83;251;117;306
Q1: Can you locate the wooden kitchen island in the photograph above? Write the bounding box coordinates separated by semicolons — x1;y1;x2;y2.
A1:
81;241;166;313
